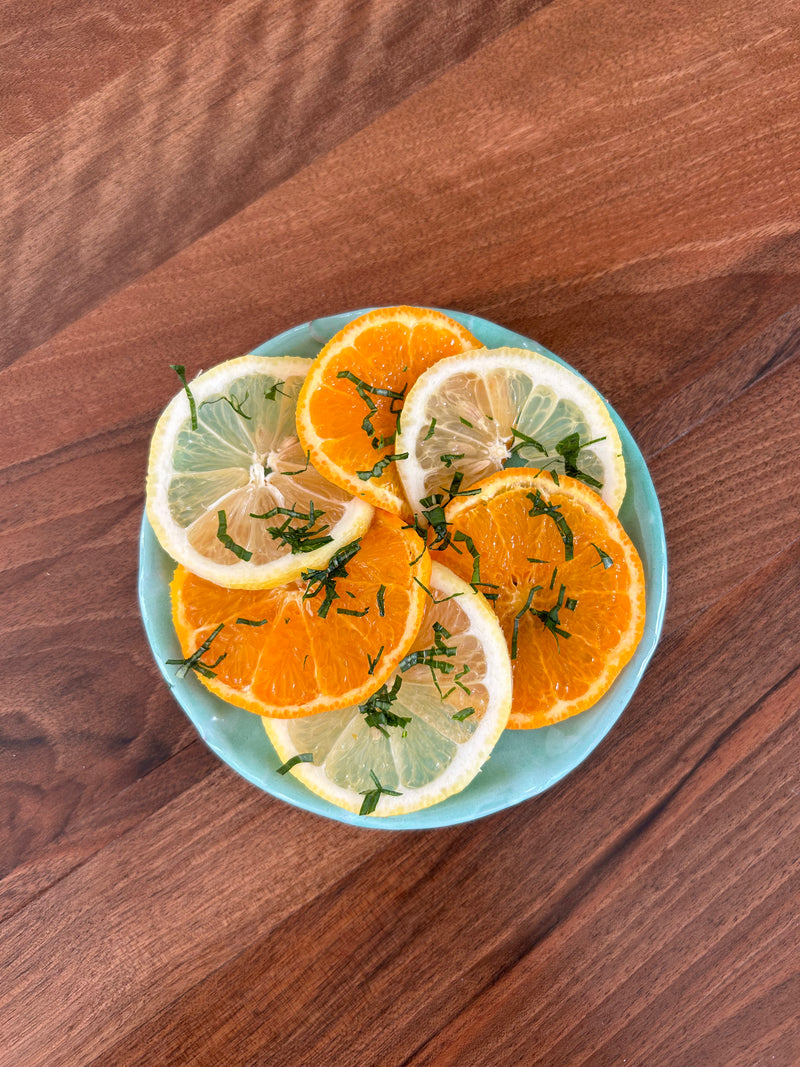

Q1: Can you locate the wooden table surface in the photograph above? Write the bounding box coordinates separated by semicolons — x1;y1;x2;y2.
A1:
2;1;799;1064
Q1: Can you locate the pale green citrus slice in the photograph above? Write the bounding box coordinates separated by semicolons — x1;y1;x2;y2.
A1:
262;562;512;817
395;347;626;515
147;355;372;588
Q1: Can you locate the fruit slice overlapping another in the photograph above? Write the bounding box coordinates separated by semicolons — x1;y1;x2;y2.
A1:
295;306;480;517
263;562;512;816
437;469;645;729
147;355;373;588
169;510;431;717
396;347;626;516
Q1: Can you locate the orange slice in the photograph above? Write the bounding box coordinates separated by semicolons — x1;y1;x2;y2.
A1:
438;469;645;728
295;306;480;517
169;510;431;717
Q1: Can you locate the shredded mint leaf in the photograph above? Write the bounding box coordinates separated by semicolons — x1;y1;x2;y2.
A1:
276;752;314;775
251;502;333;554
166;623;226;678
527;490;574;561
423;417;437;441
554;432;605;489
508;425;547;458
367;645;384;675
359;677;409;737
199;391;251;420
236;617;269;626
216;510;253;561
377;585;386;616
412;577;463;605
359;769;402;815
170;364;197;430
337;606;369;617
439;452;465;468
591;542;614;569
264;380;289;401
357;453;409;481
302;539;362;618
452;706;475;722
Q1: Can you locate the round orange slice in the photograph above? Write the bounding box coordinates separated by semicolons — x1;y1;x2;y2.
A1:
169;510;431;717
295;306;480;517
438;469;645;728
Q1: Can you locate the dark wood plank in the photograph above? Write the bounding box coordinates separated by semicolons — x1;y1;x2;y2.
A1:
0;0;238;147
1;0;545;365
0;772;390;1066
74;541;800;1067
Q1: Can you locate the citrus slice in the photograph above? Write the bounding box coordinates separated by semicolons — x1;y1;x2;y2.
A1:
396;347;626;516
262;562;512;817
438;469;645;729
295;306;480;517
169;510;431;717
147;355;373;588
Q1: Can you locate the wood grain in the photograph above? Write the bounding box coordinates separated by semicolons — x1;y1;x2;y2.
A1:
2;0;799;1062
1;0;546;366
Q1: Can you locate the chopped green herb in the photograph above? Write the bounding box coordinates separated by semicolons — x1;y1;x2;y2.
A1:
452;706;475;722
357;452;409;481
453;664;472;694
236;617;269;626
166;623;226;678
251;502;333;554
453;531;481;585
554;432;605;489
216;510;253;561
591;543;614;569
511;587;540;660
423;417;437;441
302;539;362;618
527;490;574;561
527;557;548;564
336;606;370;617
565;596;578;611
550;470;560;485
508;426;547;457
447;471;482;498
530;584;573;648
337;370;406;444
264;380;289;401
377;585;386;616
199;391;251;420
440;452;465;468
359;677;409;736
282;450;311;476
276;752;313;775
170;364;197;430
459;416;474;428
412;577;463;605
359;770;402;815
366;645;384;675
549;566;558;591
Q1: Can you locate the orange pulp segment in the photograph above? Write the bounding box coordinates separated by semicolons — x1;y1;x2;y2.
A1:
439;469;645;728
295;306;480;517
170;510;431;717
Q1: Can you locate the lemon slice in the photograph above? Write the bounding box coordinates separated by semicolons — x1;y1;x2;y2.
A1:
262;563;512;817
147;355;373;588
396;347;626;514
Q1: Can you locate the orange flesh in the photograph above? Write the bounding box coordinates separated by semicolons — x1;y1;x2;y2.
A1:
297;308;479;515
439;470;645;728
171;510;431;717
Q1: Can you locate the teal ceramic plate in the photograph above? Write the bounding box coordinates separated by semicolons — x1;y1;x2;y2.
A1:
139;309;668;829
